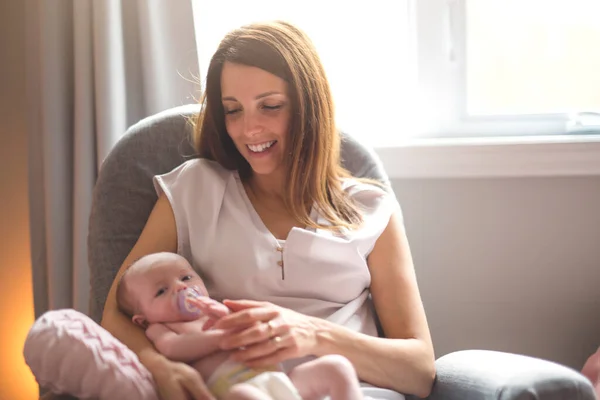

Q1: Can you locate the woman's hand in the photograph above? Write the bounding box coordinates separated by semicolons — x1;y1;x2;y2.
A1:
212;299;326;367
146;355;215;400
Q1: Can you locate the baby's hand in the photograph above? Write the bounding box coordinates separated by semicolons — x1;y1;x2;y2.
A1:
188;297;230;330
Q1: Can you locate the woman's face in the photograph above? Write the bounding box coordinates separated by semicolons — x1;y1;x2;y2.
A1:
220;62;291;178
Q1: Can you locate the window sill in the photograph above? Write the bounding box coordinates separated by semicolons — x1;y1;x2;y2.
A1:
374;135;600;179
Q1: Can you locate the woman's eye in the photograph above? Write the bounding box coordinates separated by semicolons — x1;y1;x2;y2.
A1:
224;108;240;115
262;104;281;111
181;275;192;282
155;288;166;297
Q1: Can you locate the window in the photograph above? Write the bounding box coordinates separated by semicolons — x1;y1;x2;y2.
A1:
417;0;600;138
192;0;416;146
467;1;600;116
192;0;600;145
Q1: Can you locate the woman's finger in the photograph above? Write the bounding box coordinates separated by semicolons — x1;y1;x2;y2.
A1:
219;318;283;350
213;307;279;330
222;299;267;311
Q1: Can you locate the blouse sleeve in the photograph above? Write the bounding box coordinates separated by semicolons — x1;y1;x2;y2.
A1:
153;161;195;259
153;159;230;262
345;180;403;257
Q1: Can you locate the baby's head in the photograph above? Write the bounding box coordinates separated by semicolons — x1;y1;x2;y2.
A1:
116;252;208;328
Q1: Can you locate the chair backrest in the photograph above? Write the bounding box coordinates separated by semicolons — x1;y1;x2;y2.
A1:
87;104;391;323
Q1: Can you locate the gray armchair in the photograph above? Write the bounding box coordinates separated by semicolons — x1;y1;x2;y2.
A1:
44;105;594;399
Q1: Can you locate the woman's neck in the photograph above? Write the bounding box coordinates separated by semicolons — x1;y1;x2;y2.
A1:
247;171;285;201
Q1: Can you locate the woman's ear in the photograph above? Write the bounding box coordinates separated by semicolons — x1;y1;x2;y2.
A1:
132;315;148;329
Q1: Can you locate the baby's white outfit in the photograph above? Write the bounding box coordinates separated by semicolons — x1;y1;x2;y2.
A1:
206;359;300;400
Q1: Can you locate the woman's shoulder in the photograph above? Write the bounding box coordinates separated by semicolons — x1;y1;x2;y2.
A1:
153;158;235;203
173;158;235;176
162;158;234;181
333;177;401;255
341;177;396;211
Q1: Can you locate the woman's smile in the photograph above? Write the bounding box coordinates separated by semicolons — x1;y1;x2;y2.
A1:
246;140;278;156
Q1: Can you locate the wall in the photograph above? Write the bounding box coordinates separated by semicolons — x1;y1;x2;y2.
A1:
0;1;38;399
393;176;600;369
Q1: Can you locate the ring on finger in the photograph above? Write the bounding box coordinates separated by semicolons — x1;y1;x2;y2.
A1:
267;320;277;336
271;335;283;349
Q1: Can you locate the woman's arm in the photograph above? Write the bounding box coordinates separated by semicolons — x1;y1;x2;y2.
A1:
100;194;213;400
101;194;177;360
314;210;435;397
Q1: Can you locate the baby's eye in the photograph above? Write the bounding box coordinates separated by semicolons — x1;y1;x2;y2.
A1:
155;288;166;297
181;275;192;282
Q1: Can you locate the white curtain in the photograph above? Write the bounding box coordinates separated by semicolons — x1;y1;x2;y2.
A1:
26;0;199;316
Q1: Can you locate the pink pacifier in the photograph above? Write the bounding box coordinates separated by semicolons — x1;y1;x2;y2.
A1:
176;286;204;318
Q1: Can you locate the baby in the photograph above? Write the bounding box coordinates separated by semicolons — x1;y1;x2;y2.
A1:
116;252;363;400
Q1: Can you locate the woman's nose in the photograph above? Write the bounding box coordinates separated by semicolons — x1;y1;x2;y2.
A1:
243;113;263;137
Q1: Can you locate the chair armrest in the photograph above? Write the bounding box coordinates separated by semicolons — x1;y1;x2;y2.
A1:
413;350;595;400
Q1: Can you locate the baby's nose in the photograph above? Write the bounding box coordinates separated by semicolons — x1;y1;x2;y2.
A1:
174;281;188;291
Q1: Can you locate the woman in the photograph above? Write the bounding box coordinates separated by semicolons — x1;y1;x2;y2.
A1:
101;20;435;400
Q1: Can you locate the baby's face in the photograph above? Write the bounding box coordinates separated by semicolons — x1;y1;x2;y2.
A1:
127;254;208;324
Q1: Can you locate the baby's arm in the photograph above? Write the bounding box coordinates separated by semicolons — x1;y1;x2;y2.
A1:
146;323;226;363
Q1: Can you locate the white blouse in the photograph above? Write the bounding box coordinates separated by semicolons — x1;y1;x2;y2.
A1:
154;159;400;358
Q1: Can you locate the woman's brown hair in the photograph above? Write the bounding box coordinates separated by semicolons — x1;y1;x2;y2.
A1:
193;20;366;231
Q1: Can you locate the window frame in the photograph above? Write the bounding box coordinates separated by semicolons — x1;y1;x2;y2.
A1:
414;0;600;139
392;0;600;180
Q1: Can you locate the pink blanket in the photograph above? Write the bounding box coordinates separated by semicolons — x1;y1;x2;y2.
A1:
23;309;158;400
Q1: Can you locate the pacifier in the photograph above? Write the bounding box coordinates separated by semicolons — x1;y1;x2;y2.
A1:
176;286;204;318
